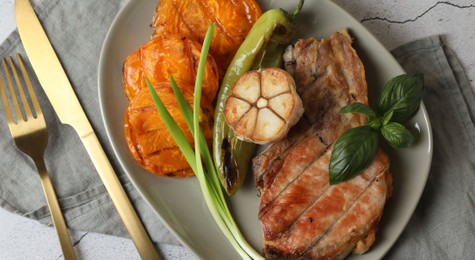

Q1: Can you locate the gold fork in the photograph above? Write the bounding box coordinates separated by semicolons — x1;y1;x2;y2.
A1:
0;54;77;260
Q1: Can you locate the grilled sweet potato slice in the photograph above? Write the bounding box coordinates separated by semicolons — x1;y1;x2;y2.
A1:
151;0;262;77
124;83;214;177
123;34;219;102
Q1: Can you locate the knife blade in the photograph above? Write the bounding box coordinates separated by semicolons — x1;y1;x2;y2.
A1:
14;1;160;259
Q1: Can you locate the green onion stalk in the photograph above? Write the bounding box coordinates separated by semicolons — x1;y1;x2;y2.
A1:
147;23;262;259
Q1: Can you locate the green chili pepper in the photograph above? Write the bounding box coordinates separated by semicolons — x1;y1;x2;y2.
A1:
213;0;304;196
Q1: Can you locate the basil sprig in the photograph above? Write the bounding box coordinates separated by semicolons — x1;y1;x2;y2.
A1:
329;73;424;185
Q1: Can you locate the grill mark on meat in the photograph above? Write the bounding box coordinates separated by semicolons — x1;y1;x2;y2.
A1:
303;166;390;258
264;150;389;257
259;115;363;237
299;175;391;259
258;134;327;215
299;152;389;257
257;112;353;215
258;113;356;217
253;119;313;186
259;149;332;239
259;138;329;215
253;98;349;190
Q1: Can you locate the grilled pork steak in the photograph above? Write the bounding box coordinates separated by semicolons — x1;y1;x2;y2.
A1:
252;30;392;259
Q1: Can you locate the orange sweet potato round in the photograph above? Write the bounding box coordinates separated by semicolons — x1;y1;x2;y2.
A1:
151;0;262;77
124;83;214;177
122;34;219;102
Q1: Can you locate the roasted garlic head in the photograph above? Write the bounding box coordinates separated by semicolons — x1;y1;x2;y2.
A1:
224;68;304;144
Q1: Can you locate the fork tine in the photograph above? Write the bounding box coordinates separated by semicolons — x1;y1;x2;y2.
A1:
9;56;33;119
16;54;43;119
1;58;23;123
0;63;14;124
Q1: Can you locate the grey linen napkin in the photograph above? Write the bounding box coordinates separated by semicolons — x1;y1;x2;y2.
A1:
387;36;475;259
0;0;180;249
1;1;474;260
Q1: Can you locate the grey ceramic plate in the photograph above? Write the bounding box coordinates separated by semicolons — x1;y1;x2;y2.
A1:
98;0;433;259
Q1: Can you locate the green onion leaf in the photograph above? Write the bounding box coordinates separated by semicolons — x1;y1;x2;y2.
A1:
148;23;262;259
145;79;197;173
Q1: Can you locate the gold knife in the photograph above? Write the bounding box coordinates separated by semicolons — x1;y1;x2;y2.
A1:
14;1;160;259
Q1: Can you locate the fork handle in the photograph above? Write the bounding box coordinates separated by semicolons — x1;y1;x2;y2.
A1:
34;157;77;260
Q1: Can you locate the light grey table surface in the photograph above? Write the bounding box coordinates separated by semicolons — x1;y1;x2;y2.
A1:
0;0;474;259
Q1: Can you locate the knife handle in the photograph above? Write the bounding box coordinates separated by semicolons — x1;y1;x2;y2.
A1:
81;132;160;260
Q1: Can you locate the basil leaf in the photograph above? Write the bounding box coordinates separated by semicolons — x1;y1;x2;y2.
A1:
382;111;394;125
329;126;379;185
377;73;424;123
381;122;414;148
366;118;382;130
339;102;377;120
